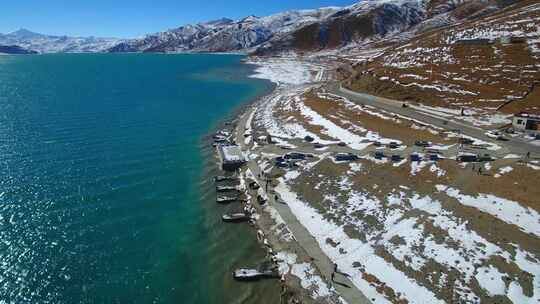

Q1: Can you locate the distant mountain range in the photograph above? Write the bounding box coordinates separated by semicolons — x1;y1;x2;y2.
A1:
1;0;520;55
0;28;122;53
0;44;38;55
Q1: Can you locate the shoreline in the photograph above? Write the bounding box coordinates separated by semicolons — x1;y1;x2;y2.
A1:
216;54;540;304
197;60;283;304
203;56;353;303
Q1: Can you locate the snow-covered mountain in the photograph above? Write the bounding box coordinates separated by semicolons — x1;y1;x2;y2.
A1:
108;0;511;55
255;0;428;55
0;29;122;53
254;0;514;55
108;8;341;53
3;0;516;55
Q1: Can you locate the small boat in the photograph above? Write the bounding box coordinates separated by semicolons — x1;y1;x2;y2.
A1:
216;196;238;204
214;176;238;182
222;213;249;223
216;185;240;192
232;268;279;281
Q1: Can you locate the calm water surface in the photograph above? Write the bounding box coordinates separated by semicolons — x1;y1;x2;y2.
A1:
0;53;277;303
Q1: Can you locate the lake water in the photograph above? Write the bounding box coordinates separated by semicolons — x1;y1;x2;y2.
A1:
0;53;278;303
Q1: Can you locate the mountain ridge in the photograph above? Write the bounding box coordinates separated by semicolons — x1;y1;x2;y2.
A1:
1;0;522;55
107;0;518;55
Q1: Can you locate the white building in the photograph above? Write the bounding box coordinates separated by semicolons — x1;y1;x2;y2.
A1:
218;145;246;171
512;112;540;133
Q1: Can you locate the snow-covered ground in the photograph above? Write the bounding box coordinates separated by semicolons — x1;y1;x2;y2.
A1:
271;157;540;303
247;57;318;86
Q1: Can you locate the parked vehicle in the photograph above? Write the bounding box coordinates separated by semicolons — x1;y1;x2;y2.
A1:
388;142;400;149
391;155;402;162
459;138;475;145
414;140;431;147
335;153;358;162
485;131;507;141
284;152;306;160
457;154;478;162
374;151;385;159
304;135;315;142
428;154;440;161
478;154;493;162
410;154;422;162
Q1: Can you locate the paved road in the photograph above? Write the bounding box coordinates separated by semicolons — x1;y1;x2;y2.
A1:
327;83;540;156
235;106;372;304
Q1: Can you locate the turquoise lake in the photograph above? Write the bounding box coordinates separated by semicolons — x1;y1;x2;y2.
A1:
0;53;278;303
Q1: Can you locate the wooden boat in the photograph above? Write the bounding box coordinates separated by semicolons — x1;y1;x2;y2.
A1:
232;268;279;281
216;196;238;204
214;175;238;182
216;185;240;192
222;213;249;223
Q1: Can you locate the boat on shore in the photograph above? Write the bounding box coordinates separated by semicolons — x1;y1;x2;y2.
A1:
214;175;238;182
216;185;240;192
222;213;250;223
216;196;239;204
232;268;280;281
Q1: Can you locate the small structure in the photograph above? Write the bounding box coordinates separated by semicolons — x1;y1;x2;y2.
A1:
456;38;493;46
501;36;526;44
512;112;540;133
217;145;246;171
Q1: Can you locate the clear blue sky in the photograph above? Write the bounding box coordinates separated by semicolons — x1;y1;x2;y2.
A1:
0;0;357;38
